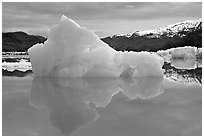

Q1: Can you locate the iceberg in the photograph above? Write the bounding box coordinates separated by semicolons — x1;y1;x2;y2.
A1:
171;58;198;70
170;46;197;59
157;46;202;69
157;46;201;61
28;15;164;78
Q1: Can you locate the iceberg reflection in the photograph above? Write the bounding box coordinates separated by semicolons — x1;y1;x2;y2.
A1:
121;77;164;100
29;78;99;135
29;76;163;135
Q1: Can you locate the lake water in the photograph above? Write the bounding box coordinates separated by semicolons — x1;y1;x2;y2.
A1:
2;53;202;136
2;75;202;136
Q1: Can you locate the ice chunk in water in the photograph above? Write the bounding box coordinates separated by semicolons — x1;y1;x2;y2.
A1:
171;58;198;70
170;46;197;59
28;15;164;78
157;46;201;60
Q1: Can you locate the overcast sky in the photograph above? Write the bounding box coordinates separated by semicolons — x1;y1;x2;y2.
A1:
2;2;202;38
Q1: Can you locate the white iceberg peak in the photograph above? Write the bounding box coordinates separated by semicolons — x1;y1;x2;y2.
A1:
28;15;164;78
60;15;80;28
60;14;67;21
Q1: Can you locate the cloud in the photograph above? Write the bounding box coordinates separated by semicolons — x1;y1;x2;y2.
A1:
3;2;201;20
2;2;202;37
94;30;112;38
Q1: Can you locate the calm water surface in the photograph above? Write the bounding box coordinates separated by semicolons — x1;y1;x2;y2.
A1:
2;75;202;136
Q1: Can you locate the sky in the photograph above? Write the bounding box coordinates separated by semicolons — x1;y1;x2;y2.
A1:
2;2;202;38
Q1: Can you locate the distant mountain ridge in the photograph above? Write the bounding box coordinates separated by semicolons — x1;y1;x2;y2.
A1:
2;19;202;52
101;19;202;52
2;31;47;52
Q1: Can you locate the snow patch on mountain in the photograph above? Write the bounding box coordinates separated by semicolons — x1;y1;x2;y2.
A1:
112;19;202;38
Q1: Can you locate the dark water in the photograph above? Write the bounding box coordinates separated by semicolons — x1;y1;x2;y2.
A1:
163;62;202;84
2;75;202;136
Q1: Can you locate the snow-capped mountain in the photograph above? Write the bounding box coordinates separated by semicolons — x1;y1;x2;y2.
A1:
101;19;202;52
113;19;202;38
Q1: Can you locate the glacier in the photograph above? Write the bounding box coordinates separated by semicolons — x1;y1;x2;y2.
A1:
28;15;164;78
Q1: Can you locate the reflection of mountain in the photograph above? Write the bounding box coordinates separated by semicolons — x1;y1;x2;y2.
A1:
2;69;33;77
163;63;202;84
2;58;29;63
29;76;163;135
